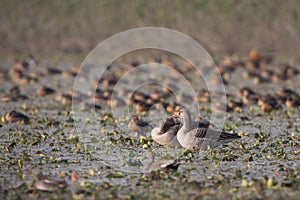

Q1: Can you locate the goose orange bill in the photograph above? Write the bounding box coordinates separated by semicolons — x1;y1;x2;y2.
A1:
172;110;182;118
172;112;179;118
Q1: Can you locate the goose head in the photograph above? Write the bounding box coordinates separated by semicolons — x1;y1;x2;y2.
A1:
172;109;189;119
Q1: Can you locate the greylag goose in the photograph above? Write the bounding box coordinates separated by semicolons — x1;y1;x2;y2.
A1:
151;117;213;148
146;152;181;172
151;117;182;148
128;115;151;137
173;109;241;150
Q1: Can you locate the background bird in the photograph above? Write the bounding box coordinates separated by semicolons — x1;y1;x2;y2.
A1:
128;115;152;137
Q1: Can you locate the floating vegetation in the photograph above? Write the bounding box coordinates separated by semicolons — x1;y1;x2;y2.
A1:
0;50;300;199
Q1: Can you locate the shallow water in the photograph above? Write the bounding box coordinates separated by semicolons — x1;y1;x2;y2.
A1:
0;58;300;199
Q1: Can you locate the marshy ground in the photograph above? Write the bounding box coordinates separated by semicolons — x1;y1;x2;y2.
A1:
0;50;299;200
1;1;300;199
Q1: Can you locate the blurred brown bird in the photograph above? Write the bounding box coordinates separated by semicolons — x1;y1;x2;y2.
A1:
128;115;152;137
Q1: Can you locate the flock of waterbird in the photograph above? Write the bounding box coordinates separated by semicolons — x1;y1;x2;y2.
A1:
0;52;299;198
1;50;300;173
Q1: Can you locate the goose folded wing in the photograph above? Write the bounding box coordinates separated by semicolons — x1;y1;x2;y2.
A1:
192;128;209;138
193;128;226;141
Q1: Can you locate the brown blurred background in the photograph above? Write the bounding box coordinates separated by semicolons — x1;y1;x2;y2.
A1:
1;0;300;62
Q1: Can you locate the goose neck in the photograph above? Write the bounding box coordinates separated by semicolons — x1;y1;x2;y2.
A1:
183;112;192;131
